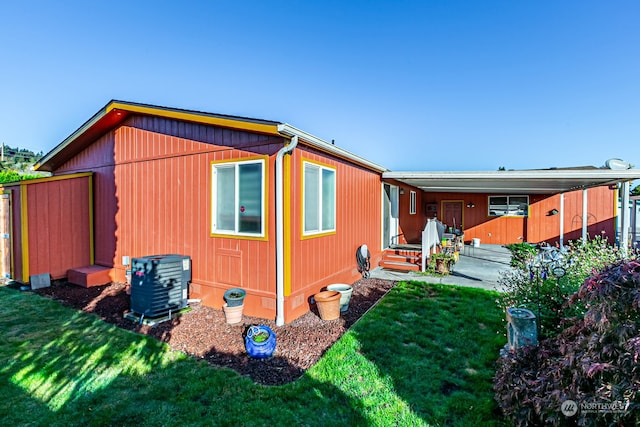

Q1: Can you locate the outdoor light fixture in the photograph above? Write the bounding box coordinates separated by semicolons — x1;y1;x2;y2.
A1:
399;188;405;195
549;209;559;216
466;202;475;208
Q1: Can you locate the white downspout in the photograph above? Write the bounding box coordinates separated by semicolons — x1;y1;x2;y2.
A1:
275;134;298;326
582;189;588;241
559;193;565;248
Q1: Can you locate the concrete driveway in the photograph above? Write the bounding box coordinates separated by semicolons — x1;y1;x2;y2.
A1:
370;244;513;292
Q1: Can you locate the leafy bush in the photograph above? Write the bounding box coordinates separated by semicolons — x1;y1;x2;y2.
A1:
505;242;538;269
0;170;23;183
497;236;631;339
0;169;43;183
419;252;457;276
494;259;640;426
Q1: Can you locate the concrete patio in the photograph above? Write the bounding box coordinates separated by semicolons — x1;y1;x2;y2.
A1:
369;243;513;292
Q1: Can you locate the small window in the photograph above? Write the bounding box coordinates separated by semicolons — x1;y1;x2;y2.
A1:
488;195;529;217
211;158;266;237
409;191;417;215
303;161;336;236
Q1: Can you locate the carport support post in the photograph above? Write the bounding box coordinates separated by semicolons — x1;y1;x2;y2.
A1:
559;193;565;248
620;181;630;257
582;189;588;241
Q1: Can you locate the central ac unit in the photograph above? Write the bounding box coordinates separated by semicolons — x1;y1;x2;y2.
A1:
130;254;191;318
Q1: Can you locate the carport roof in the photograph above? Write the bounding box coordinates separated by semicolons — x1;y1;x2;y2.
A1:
383;167;640;194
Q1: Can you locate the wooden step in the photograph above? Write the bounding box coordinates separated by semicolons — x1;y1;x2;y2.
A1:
384;248;421;257
379;260;421;271
383;253;421;264
67;265;114;288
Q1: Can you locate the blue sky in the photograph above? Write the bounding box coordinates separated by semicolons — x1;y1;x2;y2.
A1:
1;1;639;172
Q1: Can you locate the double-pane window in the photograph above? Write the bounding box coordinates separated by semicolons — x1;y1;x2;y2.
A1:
212;159;265;236
303;161;336;235
488;195;529;217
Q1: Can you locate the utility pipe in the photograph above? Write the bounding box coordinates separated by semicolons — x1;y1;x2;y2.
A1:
275;133;298;326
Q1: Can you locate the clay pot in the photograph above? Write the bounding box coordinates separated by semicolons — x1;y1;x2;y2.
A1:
314;290;341;320
223;303;244;324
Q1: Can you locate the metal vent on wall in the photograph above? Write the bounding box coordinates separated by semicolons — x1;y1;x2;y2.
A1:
130;254;191;318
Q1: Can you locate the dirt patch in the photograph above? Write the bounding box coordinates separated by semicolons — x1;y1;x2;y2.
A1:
33;278;396;385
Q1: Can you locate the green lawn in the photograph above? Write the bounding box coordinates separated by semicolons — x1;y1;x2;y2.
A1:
0;282;507;426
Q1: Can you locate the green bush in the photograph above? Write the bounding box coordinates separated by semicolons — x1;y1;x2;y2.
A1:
505;242;538;269
0;170;23;183
0;169;43;183
497;236;631;339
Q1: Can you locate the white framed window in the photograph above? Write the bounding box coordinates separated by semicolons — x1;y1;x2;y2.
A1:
409;191;417;215
303;160;336;236
211;158;266;238
488;195;529;217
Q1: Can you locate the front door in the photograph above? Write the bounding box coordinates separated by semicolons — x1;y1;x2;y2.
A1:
442;200;463;232
1;191;12;279
382;183;399;248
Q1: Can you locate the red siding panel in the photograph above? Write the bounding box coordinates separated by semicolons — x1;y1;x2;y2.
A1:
24;176;91;279
400;187;617;246
55;119;282;319
49;114;386;322
286;148;382;322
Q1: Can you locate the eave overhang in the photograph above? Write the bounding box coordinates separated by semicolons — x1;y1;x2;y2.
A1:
277;124;388;173
34;100;282;172
35;100;389;174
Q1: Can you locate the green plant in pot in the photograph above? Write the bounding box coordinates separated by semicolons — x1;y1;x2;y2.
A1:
431;252;456;275
223;288;246;307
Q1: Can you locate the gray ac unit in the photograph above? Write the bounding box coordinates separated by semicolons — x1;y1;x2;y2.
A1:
130;254;191;317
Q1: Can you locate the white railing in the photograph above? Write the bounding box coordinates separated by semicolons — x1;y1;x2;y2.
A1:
421;219;445;272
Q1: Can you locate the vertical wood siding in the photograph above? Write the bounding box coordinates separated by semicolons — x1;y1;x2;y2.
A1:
526;186;615;244
56;117;284;318
286;147;382;322
403;187;616;246
24;176;91;279
53;115;384;321
396;182;426;244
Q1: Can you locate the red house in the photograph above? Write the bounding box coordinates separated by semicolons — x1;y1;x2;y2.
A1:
9;100;386;323
2;100;639;323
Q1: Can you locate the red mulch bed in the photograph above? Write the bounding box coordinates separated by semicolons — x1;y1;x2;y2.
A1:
33;278;396;385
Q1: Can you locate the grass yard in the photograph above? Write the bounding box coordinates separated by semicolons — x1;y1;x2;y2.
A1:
0;281;507;426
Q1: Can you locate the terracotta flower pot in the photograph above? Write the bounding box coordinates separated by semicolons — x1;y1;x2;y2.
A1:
223;303;244;324
314;290;341;320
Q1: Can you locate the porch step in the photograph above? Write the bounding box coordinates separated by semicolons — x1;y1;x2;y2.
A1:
67;265;114;288
383;253;421;263
379;247;423;272
379;260;421;271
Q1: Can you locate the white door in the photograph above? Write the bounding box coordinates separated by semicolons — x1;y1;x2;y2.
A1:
382;183;399;248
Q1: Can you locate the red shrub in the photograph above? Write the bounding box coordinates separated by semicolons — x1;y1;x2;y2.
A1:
494;259;640;426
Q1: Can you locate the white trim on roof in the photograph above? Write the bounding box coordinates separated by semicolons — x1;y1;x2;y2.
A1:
277;124;388;173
